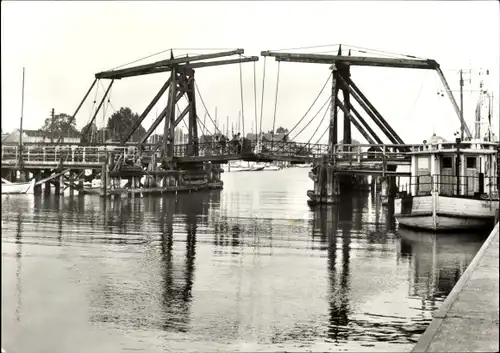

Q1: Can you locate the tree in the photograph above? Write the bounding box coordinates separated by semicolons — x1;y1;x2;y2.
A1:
276;126;289;134
268;126;289;134
106;107;146;142
80;122;98;144
40;113;79;136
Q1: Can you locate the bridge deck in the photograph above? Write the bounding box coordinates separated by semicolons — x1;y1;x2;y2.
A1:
1;141;414;173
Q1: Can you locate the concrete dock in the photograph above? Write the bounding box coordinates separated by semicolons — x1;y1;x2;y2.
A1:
412;222;499;352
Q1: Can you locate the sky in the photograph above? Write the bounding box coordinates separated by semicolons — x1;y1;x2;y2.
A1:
2;1;499;144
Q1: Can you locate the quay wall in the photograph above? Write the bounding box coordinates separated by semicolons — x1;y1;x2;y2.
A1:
412;222;499;352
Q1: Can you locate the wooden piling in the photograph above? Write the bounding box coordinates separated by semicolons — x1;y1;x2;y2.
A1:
59;174;65;196
34;170;42;194
100;163;107;197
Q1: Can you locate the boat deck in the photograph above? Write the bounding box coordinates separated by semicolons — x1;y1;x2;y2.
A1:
412;222;499;352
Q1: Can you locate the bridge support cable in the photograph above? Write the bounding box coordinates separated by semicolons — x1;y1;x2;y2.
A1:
121;77;172;144
58;78;98;145
238;55;246;139
258;57;267;143
271;61;281;148
290;95;332;141
194;80;223;136
273;95;331;154
282;74;332;142
303;101;333;146
84;79;115;144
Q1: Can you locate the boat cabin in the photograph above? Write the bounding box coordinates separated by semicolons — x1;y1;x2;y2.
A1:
408;138;499;198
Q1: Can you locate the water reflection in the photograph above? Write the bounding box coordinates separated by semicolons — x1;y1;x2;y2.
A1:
1;171;489;352
398;229;486;303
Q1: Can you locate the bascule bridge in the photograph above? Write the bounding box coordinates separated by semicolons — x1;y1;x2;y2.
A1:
260;45;472;205
1;46;475;203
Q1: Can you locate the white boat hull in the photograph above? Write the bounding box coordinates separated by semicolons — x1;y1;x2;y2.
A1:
1;179;35;195
395;193;497;231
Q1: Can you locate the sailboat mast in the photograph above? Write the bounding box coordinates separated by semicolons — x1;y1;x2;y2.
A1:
459;69;464;141
19;67;25;148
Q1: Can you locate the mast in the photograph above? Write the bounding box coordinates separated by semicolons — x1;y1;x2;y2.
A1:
237;110;241;133
19;67;25;148
459;69;464;141
214;106;218;135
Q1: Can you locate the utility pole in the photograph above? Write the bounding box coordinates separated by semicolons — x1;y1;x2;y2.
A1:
459;70;464;141
50;108;55;143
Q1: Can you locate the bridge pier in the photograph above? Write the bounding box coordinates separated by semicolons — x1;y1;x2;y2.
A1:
307;158;340;205
34;170;42;194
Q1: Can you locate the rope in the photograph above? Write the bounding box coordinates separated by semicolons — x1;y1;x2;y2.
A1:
193;80;222;135
258;57;267;142
311;125;330;149
343;44;426;60
87;81;100;123
272;44;341;52
271;61;281;145
111;48;173;70
271;95;331;154
180;95;213;138
304;101;333;145
253;61;258;143
238;55;245;138
405;72;427;119
290;95;331;141
282;74;331;140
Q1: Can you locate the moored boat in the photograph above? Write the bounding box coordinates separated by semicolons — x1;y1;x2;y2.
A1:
395;70;499;232
1;178;35;195
395;139;499;231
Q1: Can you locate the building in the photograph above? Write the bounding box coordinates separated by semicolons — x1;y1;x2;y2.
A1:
1;129;81;144
148;128;189;145
245;132;288;142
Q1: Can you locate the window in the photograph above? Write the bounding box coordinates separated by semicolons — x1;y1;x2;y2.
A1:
466;157;477;169
442;157;453;168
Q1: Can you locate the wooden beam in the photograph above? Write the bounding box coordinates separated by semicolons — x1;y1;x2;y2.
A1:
261;51;440;70
329;69;340;149
345;77;406;146
95;49;246;79
99;56;259;80
187;76;199;157
336;99;376;145
350;104;384;144
174;105;190;127
164;68;177;158
120;77;172;144
140;91;184;144
435;67;472;139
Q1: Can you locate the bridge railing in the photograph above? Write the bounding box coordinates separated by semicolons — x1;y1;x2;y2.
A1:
331;144;415;162
1;142;419;165
1;145;135;164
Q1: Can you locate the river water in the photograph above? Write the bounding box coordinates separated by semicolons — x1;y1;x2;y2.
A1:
1;168;488;352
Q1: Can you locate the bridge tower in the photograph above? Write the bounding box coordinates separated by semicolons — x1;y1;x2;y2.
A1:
261;46;471;205
69;49;257;195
